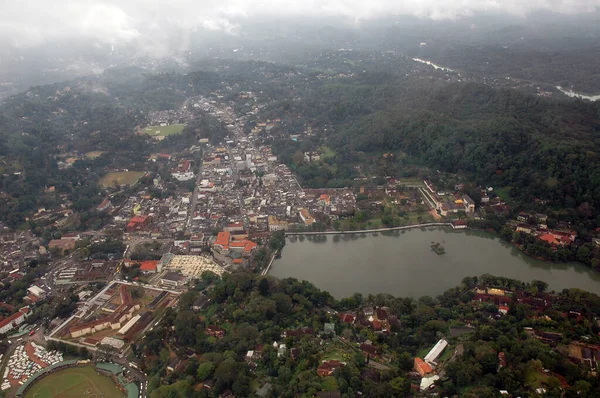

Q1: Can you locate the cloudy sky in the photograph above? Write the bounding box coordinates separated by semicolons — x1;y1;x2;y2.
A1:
1;0;599;50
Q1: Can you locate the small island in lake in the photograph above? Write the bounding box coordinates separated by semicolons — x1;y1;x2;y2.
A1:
431;242;446;255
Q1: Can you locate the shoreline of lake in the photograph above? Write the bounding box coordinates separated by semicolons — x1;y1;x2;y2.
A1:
270;228;600;299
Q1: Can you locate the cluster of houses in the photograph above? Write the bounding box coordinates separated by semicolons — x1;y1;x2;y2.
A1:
147;108;191;127
514;212;577;247
171;159;195;182
423;180;476;216
338;306;401;334
0;231;42;272
303;189;356;219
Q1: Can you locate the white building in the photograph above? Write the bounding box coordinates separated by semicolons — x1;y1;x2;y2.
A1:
0;307;29;334
424;339;448;367
172;172;195;181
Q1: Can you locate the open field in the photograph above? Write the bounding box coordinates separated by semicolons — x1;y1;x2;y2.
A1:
142;124;185;137
99;171;145;188
319;145;335;160
84;151;106;159
24;365;124;398
495;186;513;202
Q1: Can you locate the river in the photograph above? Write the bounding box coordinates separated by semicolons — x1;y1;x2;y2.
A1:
412;58;454;72
556;86;600;102
269;228;600;299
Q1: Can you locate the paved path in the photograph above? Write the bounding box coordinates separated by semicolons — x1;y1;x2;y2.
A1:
286;222;455;236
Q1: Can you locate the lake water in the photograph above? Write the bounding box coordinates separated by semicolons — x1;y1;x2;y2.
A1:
269;228;600;299
556;86;600;102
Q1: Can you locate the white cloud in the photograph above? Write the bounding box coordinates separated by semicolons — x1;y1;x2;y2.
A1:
1;0;599;50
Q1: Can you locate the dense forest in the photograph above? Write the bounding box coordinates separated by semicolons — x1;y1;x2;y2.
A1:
416;43;600;93
268;75;600;228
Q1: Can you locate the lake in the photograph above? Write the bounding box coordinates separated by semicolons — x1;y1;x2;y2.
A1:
269;228;600;299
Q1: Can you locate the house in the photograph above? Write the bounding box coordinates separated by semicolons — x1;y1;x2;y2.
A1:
298;208;315;226
139;260;159;274
516;224;533;234
320;323;336;336
375;307;389;320
96;199;112;212
126;215;151;232
420;375;440;391
452;219;467;229
27;285;46;298
463;195;475;213
424;339;448;366
498;352;507;369
414;357;433;376
360;343;378;358
290;348;301;360
539;233;561;246
224;222;244;233
268;216;289;231
206;325;225;338
317;360;345;377
0;306;30;334
277;344;287;357
192;296;207;311
281;327;314;339
48;239;76;255
160;272;186;288
338;313;356;324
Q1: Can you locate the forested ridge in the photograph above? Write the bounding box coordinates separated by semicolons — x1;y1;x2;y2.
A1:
269;75;600;222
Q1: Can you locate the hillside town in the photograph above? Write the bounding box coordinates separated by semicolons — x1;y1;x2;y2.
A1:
1;85;600;397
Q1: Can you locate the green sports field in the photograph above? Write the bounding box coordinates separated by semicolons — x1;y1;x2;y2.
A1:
99;171;145;188
142;124;185;137
24;366;125;398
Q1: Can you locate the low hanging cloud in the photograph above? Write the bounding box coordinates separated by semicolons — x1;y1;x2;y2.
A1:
1;0;599;50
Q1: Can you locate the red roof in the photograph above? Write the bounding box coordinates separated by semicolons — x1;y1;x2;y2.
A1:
414;357;433;376
130;215;150;224
215;231;231;248
372;319;382;330
498;352;507;369
0;310;26;329
229;240;257;252
232;259;244;264
339;313;356;324
540;233;560;245
139;260;158;272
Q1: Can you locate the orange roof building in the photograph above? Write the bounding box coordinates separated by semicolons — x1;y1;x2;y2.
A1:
214;231;231;250
229;240;258;253
139;260;159;273
540;233;560;246
414;357;433;376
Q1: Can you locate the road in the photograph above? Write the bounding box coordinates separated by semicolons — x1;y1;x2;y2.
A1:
185;157;204;235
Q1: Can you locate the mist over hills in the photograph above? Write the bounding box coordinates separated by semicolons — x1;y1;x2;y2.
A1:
2;10;600;99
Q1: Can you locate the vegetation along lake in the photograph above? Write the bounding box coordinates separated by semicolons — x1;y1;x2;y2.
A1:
270;228;600;299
